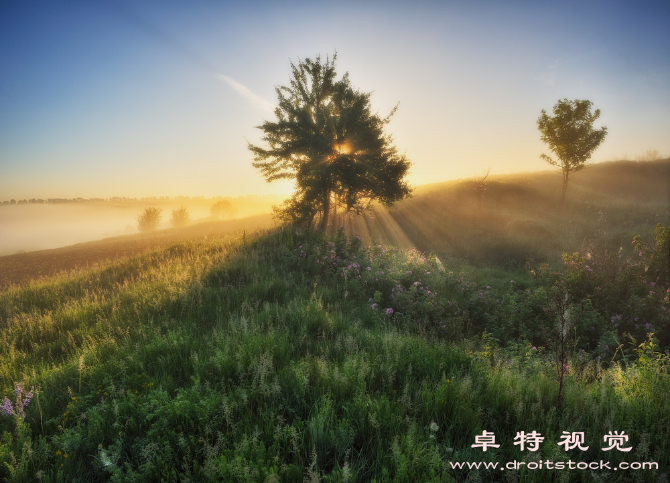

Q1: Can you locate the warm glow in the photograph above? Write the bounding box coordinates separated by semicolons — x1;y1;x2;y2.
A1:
334;143;352;155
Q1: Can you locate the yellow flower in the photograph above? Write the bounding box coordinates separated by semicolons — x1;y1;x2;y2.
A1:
64;454;69;458
56;450;62;456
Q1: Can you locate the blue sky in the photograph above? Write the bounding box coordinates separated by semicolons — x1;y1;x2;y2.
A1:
1;0;668;199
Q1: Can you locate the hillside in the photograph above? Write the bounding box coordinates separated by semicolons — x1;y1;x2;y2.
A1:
340;159;670;268
0;214;275;290
0;219;668;481
3;159;667;290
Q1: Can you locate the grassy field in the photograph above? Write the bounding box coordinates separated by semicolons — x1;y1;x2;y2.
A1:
0;160;668;482
0;214;275;290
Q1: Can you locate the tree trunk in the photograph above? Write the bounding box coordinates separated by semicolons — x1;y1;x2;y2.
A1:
319;190;331;231
560;171;569;210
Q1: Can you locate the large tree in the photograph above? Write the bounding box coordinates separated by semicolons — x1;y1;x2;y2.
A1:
249;54;412;229
537;99;608;208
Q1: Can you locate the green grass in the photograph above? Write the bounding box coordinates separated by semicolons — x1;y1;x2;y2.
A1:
0;224;668;482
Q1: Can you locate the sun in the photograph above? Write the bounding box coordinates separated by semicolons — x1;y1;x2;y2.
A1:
333;143;352;155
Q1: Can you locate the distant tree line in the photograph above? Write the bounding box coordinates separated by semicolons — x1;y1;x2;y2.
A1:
0;194;282;205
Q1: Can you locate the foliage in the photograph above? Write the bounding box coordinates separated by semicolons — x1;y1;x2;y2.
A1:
537;99;608;206
169;206;190;228
555;224;670;353
136;207;162;232
249;53;412;229
210;200;238;220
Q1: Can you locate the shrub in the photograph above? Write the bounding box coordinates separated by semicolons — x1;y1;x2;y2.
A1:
137;207;162;232
170;206;190;228
210;200;237;220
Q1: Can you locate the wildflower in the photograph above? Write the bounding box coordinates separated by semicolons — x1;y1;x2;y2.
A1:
510;280;514;284
645;323;651;330
371;303;377;310
532;346;536;350
586;265;592;272
1;398;12;416
386;308;394;315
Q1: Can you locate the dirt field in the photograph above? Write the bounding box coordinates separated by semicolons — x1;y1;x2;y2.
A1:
0;214;275;290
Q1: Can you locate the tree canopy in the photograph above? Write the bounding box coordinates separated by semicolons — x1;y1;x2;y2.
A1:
137;207;161;232
211;200;238;220
249;53;412;229
537;99;608;207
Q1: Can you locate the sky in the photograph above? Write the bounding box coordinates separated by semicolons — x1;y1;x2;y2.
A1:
1;0;669;200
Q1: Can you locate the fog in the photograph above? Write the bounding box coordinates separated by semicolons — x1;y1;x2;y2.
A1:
0;196;285;256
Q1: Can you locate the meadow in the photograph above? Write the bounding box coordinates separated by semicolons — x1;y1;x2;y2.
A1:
0;160;668;482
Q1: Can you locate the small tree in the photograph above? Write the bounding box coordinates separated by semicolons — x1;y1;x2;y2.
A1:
537;99;608;208
249;53;411;229
211;200;238;220
542;282;577;405
473;167;490;207
137;207;162;232
170;206;190;228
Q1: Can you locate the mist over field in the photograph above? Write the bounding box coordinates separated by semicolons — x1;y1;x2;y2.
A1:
0;195;284;256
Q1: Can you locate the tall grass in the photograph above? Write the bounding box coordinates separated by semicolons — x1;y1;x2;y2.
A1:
0;226;668;482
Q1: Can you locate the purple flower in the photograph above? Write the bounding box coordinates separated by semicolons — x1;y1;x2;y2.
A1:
510;280;514;284
586;265;592;272
371;303;377;310
386;308;394;315
1;398;12;416
645;323;651;330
